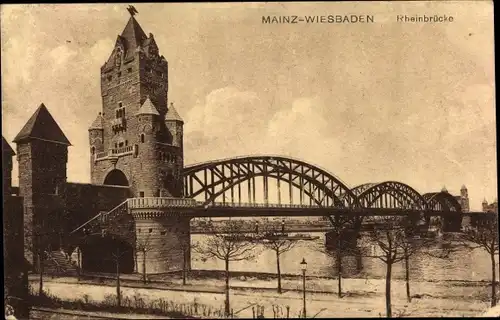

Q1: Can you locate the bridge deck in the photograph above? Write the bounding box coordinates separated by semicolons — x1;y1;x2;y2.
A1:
187;206;490;218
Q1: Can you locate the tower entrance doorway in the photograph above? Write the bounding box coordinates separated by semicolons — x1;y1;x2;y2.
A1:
104;169;128;186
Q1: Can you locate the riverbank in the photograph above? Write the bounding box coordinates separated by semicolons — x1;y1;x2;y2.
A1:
29;271;493;317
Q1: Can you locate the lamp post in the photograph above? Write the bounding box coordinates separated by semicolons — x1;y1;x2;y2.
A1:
300;258;307;318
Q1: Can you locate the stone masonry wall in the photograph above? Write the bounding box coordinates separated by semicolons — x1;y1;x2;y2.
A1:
61;182;130;231
134;214;190;274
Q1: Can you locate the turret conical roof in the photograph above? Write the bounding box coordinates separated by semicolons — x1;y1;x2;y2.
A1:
89;113;105;130
2;136;15;156
136;96;159;116
165;103;183;123
13;103;71;145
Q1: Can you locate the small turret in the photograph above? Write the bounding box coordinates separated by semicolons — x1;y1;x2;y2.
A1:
441;186;448;193
460;185;468;197
165;102;184;149
89;112;105;157
482;198;489;212
136;96;160;144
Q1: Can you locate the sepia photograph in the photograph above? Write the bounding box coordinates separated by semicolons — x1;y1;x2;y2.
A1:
1;2;497;318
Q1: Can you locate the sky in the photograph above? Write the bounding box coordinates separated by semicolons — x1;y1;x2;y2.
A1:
1;2;496;210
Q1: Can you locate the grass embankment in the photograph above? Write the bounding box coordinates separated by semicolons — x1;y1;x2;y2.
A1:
30;288;222;319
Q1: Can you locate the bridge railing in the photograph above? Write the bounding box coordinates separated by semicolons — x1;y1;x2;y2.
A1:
70;199;129;234
128;197;198;209
199;201;339;209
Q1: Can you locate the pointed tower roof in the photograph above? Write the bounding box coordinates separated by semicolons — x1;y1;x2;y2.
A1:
461;184;467;190
13;103;71;145
2;136;15;156
165;103;184;123
89;113;105;130
120;16;147;58
136;96;159;116
441;186;448;193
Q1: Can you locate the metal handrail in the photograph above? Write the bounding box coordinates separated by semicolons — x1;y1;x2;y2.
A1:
70;199;129;234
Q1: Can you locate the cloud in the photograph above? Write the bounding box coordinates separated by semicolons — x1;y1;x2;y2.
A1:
2;4;495;210
49;45;78;67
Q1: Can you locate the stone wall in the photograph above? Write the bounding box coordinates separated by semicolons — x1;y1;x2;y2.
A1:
3;194;29;318
61;182;130;231
134;213;190;274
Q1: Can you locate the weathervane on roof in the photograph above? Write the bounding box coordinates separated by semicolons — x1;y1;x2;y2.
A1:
126;5;138;17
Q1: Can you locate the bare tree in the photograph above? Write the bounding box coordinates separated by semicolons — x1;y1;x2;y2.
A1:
461;214;499;307
23;223;54;296
194;219;259;316
179;239;196;285
396;224;454;303
260;219;298;294
322;215;359;298
111;247;128;308
135;232;154;284
363;216;407;318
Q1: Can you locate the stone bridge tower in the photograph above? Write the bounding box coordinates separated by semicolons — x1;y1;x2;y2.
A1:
89;13;184;198
13;104;71;266
87;11;191;274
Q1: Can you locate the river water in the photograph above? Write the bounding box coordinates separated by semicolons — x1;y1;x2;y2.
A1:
191;232;499;282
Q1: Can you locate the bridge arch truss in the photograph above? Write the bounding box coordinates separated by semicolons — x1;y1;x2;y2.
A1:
182;156;462;214
183;156;358;208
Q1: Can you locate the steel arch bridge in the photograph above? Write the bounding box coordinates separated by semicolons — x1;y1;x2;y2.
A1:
182;155;463;214
183;156;359;208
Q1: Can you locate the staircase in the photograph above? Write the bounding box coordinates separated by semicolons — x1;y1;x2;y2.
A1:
70;199;129;236
43;251;78;276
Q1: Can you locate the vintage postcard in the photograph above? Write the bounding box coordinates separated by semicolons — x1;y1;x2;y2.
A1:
2;2;497;319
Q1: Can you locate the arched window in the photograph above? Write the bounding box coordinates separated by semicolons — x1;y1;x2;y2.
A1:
140;134;145;143
125;140;128;146
91;146;95;155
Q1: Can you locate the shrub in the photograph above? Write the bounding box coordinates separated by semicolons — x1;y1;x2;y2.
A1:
30;291;221;319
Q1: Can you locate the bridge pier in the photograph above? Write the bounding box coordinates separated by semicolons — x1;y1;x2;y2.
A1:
325;229;359;250
132;214;191;274
442;215;464;233
129;198;195;275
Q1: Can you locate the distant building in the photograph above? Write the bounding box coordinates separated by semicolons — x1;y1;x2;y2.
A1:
456;185;470;213
482;198;498;214
442;185;470;212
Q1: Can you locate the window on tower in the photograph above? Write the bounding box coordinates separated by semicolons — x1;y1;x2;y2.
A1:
117;71;122;77
127;68;132;73
140;134;145;143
